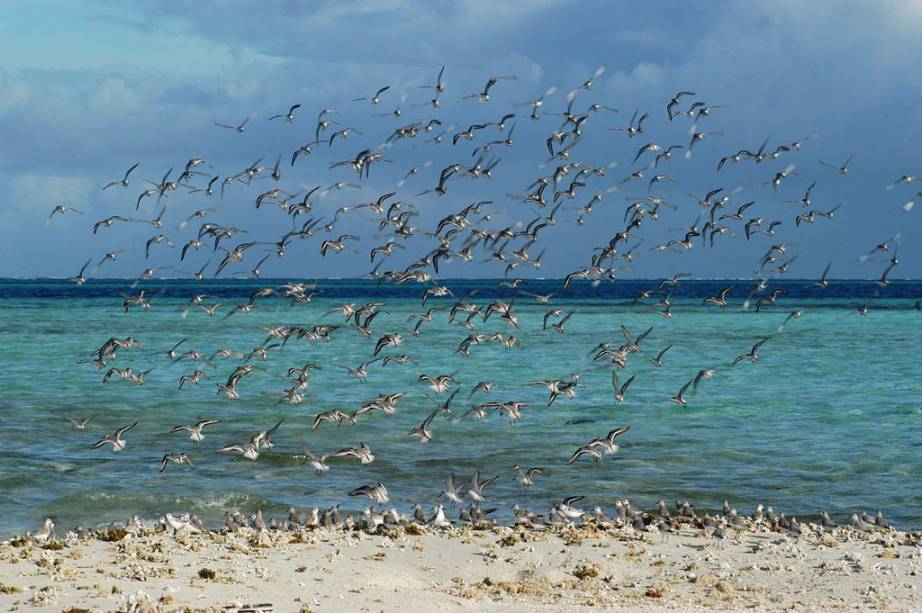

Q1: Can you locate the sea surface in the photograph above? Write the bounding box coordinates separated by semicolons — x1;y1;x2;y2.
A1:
1;278;920;535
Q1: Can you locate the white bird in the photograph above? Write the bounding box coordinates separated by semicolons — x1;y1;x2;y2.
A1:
32;518;55;543
91;422;138;452
466;470;498;502
513;465;548;494
159;452;193;472
102;162;140;189
66;416;94;430
440;473;466;506
330;443;375;465
429;504;451;528
556;496;586;521
214;117;249;133
407;410;437;442
169;419;219;443
298;449;330;475
352;85;390;104
349;482;389;504
268;103;301;122
48;204;84;221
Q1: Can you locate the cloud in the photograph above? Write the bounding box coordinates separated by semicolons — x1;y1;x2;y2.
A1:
605;61;666;97
1;174;96;229
88;77;144;112
0;70;36;113
0;0;919;278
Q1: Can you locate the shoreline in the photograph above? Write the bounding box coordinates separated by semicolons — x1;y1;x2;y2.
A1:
2;512;921;612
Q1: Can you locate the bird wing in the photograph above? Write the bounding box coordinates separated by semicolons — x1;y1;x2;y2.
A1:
115;422;138;437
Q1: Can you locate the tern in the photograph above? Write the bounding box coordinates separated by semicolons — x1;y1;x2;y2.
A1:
612;372;635;403
339;358;381;383
268;103;301;122
407;411;438;442
670;379;694;406
464;76;517;102
216;442;260;460
513;466;548;494
170;419;219;443
567;444;603;464
312;409;356;431
352;85;390;104
666;90;695;120
418;373;456;393
330;442;375;465
466;470;499;502
297;449;330;475
92;422;138;452
649;344;673;367
32;518;55;543
48;204;84;221
704;285;735;307
819;154;855;175
588;426;630;455
348;482;389;504
214;117;249;132
66;416;94;430
102;163;140;190
440;473;466;506
159;452;193;473
733;339;768;365
556;496;586;521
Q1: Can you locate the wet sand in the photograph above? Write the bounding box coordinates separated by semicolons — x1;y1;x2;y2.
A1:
2;517;921;612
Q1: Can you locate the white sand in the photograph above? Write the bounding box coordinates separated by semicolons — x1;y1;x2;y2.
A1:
1;521;921;612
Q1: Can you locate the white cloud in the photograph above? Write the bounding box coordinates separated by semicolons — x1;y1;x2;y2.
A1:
604;61;667;99
0;71;36;113
4;173;97;227
88;77;143;112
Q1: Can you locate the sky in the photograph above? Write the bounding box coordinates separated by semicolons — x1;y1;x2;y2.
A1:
1;0;920;280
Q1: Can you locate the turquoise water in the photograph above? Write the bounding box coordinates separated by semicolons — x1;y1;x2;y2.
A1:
1;279;920;534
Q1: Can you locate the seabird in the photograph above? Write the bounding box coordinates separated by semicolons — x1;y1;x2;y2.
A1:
298;449;330;475
612;372;635;402
650;344;673;367
102;163;140;190
48;204;84;221
214;117;249;132
466;470;499;502
463;76;517;102
407;410;437;442
159;452;193;473
554;496;586;521
268;103;301;123
348;482;389;504
418;373;456;393
169;419;219;443
92;422;138;452
66;416;94;430
733;339;768;365
216;442;260;460
329;442;375;465
670;379;694;406
567;444;603;465
513;465;547;494
440;473;466;506
352;85;390;104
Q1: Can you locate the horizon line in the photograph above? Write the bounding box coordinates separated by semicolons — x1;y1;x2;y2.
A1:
1;276;921;283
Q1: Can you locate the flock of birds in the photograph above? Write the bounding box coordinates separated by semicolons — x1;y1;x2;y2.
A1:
27;494;896;542
40;64;921;534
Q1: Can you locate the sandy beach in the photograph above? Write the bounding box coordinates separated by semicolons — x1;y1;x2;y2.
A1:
2;515;920;612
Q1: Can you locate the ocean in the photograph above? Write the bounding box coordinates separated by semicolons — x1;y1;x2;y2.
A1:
1;278;920;535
